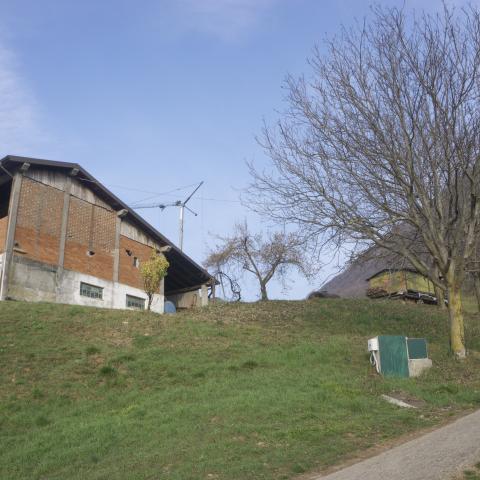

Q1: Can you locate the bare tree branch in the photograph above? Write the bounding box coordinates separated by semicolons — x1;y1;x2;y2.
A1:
246;4;480;357
204;222;313;301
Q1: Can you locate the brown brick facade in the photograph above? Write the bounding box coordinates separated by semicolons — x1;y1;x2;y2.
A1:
15;178;63;265
64;196;116;281
0;215;8;253
119;235;155;290
9;175;165;291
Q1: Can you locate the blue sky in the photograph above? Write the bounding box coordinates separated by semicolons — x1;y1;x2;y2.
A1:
0;0;465;300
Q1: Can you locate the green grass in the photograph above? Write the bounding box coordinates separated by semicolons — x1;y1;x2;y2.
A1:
1;298;480;479
457;462;480;480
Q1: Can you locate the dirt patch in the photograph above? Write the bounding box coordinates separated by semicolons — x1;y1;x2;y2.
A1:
389;390;427;408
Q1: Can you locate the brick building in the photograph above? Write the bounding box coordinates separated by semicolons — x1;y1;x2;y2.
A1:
0;156;215;313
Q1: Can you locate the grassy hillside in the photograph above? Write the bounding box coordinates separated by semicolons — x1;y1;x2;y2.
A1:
1;299;480;480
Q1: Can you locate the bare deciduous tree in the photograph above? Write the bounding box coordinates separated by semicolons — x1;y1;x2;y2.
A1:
247;5;480;357
465;230;480;312
213;271;242;302
204;222;310;301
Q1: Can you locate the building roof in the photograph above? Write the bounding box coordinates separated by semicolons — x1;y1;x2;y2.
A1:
0;155;215;294
365;268;419;282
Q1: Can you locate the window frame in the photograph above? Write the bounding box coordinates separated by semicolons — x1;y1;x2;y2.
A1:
126;294;145;310
80;282;104;300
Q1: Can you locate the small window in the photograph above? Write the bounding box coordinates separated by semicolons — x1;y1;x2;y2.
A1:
80;282;103;300
126;294;145;310
133;257;140;268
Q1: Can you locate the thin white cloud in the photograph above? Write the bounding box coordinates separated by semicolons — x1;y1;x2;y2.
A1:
172;0;279;41
0;42;47;156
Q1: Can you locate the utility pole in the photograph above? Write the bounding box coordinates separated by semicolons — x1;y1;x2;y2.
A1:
134;181;203;251
179;203;185;251
178;181;203;251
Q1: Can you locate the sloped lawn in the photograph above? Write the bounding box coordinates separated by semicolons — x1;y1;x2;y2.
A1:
1;299;479;479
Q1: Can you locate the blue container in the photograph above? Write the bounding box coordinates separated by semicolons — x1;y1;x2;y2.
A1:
164;301;176;314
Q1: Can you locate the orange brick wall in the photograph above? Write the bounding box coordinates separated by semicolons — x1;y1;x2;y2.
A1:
64;196;116;281
15;177;63;265
10;175;161;290
15;226;61;265
0;215;8;253
119;235;155;290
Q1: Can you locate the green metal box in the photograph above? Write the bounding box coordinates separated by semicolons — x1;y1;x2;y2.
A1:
369;335;430;378
378;335;409;377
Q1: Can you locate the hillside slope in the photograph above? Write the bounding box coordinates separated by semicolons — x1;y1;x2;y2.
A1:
1;300;479;480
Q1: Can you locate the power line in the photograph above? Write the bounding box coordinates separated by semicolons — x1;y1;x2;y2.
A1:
132;193;241;205
132;195;242;207
128;184;202;206
77;176;199;200
135;182;204;251
198;196;241;204
78;176;241;205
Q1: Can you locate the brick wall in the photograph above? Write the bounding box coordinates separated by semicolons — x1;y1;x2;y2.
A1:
119;235;155;290
11;174;162;291
0;215;8;253
15;177;63;265
64;196;116;281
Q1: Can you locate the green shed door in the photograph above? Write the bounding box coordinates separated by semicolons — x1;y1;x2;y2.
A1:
378;335;409;377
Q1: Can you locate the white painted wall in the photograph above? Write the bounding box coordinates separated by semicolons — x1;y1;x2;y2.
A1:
168;289;200;309
0;252;5;300
166;287;211;309
57;269;164;313
8;257;164;313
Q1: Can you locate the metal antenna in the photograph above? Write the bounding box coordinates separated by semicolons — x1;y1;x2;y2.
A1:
134;181;204;251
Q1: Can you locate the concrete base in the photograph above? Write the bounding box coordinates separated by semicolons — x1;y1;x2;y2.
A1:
0;252;5;298
5;255;164;313
408;358;433;377
381;394;417;408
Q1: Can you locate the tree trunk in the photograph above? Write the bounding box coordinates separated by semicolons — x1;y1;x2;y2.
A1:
473;273;480;314
147;294;153;311
447;284;466;358
434;284;446;309
260;282;268;301
432;264;446;309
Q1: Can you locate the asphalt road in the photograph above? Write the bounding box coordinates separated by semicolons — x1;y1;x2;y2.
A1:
311;409;480;480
